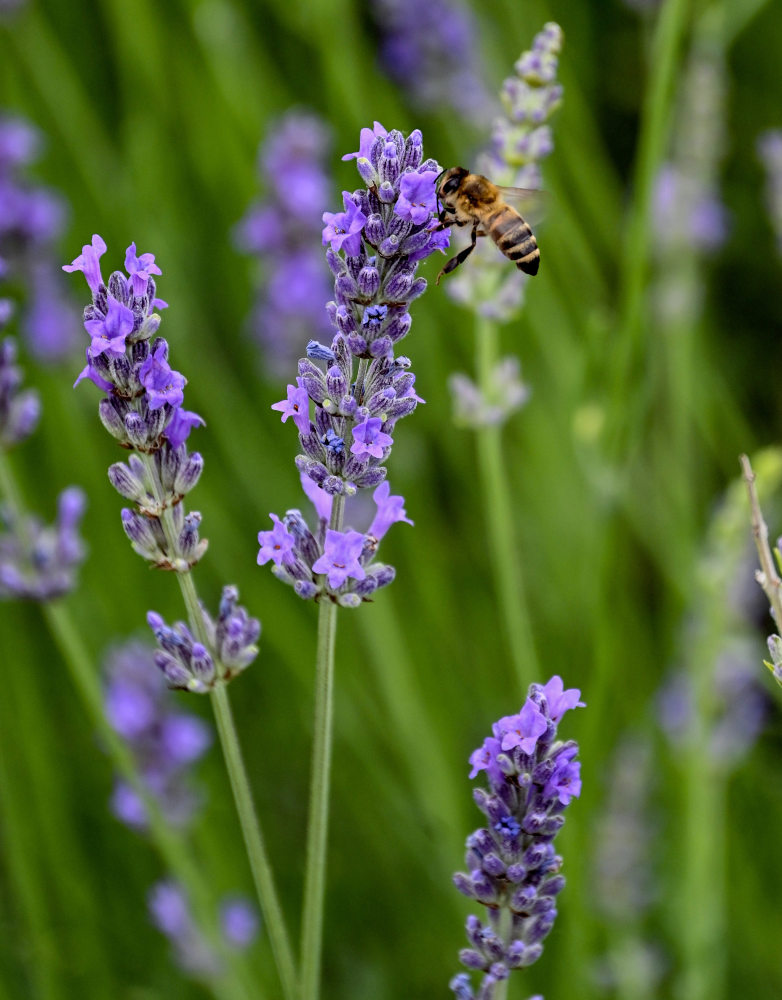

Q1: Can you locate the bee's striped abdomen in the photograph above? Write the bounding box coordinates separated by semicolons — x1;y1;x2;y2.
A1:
488;208;540;276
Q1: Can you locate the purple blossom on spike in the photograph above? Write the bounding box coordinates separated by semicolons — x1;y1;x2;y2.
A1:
139;341;186;410
368;481;413;539
257;513;296;567
271;379;311;435
394;170;439;224
370;1;493;123
452;678;583;998
124;242;162;297
220;898;260;949
541;675;585;721
85;295;134;358
493;699;547;753
468;736;503;783
234;111;334;375
342;121;388;161
0;485;86;600
149;881;259;980
350;417;393;458
322;192;367;256
103;640;211;831
62;234;107;295
165;408;204;450
312;529;366;588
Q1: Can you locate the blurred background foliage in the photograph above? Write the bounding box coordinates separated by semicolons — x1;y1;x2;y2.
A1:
1;0;782;998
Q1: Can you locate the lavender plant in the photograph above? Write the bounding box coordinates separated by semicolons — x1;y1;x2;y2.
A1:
0;252;257;1000
234;111;334;376
149;881;260;981
104;639;212;830
63;237;296;1000
0;113;78;360
369;0;493;124
260;121;447;1000
0;271;86;598
452;676;583;1000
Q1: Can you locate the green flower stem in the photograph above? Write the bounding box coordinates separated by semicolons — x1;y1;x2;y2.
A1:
143;456;296;1000
209;681;298;1000
610;0;692;436
299;492;345;1000
474;313;539;692
173;568;297;1000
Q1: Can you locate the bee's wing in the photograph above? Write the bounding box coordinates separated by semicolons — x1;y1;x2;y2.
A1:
496;186;547;226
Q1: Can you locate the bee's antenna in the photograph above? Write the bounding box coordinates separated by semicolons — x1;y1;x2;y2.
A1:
434;166;448;215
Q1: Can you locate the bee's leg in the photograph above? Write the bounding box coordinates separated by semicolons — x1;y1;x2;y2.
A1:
436;221;479;284
433;209;457;232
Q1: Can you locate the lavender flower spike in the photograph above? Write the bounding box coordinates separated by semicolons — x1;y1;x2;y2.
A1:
452;677;584;999
104;640;211;830
149;880;259;980
262;123;442;605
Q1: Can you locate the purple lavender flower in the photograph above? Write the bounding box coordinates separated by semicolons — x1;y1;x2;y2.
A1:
220;897;261;949
124;242;162;297
452;677;584;999
104;640;211;830
261;124;443;605
0;113;78;359
322;192;368;256
64;238;205;568
234;111;334;375
394;170;439;224
367;481;412;539
147;586;260;692
271;379;311;434
84;295;134;358
63;234;107;295
149;881;259;980
350;417;393;458
370;0;494;124
312;529;367;588
257;513;296;568
138;340;186;410
63;240;260;692
0;335;40;447
0;485;86;600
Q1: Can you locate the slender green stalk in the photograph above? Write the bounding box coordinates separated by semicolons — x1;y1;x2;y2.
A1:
142;454;297;1000
209;681;298;1000
299;492;345;1000
610;0;692;433
474;314;539;693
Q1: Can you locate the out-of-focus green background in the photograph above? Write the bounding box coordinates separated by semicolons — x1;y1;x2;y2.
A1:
2;0;782;998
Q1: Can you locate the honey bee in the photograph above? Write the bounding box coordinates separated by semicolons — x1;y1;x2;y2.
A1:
434;166;540;283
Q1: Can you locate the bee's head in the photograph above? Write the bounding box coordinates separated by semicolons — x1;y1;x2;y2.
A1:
436;166;468;199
